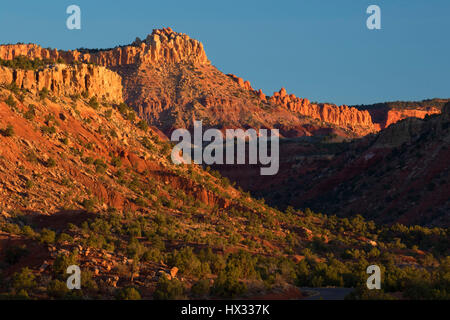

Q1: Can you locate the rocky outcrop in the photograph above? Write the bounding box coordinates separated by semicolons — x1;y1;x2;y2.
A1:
227;74;376;134
1;29;439;139
0;28;209;68
377;109;441;130
0;64;123;103
269;88;374;131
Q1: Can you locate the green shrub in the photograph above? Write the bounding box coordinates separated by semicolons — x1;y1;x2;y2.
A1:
153;276;185;300
24;105;36;120
167;247;202;277
88;97;100;110
137;120;148;131
47;279;69;299
40;125;56;135
211;270;247;298
2;123;15;137
111;156;122;167
126;238;146;259
117;103;130;115
104;109;113;118
52;251;79;277
82;157;94;165
40;228;56;244
12;268;36;291
39;87;49;100
82;198;96;212
56;233;73;244
24;179;34;189
115;287;141;300
21;225;38;239
0;55;55;70
5;95;17;108
126;111;136;121
191;279;210;297
142;248;162;263
45;157;57;168
94;159;107;174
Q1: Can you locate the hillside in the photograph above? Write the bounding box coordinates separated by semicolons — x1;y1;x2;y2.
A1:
0;28;448;301
223;103;450;227
0;59;447;300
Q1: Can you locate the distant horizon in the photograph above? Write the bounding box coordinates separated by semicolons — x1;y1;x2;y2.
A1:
1;0;449;106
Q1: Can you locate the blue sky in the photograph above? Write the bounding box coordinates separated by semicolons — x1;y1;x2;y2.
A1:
0;0;449;105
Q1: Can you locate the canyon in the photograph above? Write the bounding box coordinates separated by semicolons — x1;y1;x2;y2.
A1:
0;27;448;301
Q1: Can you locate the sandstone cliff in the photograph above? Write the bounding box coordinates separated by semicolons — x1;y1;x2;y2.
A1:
0;64;123;103
228;74;376;135
0;28;441;138
0;28;209;67
372;108;441;130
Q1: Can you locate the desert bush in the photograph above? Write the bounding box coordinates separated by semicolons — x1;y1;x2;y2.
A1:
153;276;185;300
52;251;78;277
81;198;96;212
94;159;107;174
45;157;56;168
24;105;36;120
111;155;122;167
47;279;69;299
40;125;56;135
40;228;56;244
2;124;15;137
167;247;203;277
137;120;148;131
5;95;16;108
126;111;136;121
88;97;99;109
115;287;141;300
211;270;247;298
21;225;38;239
0;55;55;70
12;268;36;291
191;278;210;297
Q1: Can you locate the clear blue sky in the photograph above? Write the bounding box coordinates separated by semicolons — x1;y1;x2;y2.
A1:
0;0;449;105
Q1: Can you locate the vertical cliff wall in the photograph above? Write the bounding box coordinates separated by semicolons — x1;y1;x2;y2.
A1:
0;64;123;103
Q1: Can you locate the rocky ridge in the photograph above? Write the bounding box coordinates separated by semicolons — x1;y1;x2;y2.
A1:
228;74;376;135
0;28;208;68
1;28;441;138
0;64;123;103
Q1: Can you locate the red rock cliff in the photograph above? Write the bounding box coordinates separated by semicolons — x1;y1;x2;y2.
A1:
0;28;209;67
0;63;123;103
228;74;376;134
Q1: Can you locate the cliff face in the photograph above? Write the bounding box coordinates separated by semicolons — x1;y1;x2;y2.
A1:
228;75;376;135
0;64;123;103
269;89;375;132
379;109;441;130
0;28;441;138
0;28;209;67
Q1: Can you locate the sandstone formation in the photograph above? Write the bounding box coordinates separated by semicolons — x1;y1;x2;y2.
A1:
373;108;441;130
227;74;376;135
0;28;209;67
0;64;123;103
0;28;441;138
269;88;374;131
